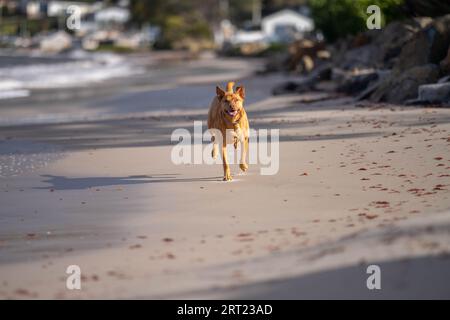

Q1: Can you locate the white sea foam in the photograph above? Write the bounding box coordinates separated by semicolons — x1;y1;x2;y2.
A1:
0;51;141;99
0;79;30;100
0;89;30;100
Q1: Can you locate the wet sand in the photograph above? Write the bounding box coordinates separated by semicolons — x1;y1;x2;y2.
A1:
0;56;450;299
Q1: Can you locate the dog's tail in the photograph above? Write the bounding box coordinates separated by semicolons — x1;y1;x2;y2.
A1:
226;81;235;93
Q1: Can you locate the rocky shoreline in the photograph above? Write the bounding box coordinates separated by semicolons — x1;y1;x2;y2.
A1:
270;14;450;107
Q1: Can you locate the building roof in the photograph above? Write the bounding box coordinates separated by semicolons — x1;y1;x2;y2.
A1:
262;9;313;24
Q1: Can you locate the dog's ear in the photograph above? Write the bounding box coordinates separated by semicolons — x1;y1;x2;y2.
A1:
236;86;245;99
216;86;225;99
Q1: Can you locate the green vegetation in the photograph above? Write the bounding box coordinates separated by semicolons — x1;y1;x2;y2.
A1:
95;43;135;53
309;0;406;42
156;12;212;49
0;17;59;36
129;0;215;49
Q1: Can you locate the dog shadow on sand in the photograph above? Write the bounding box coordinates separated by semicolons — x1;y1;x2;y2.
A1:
35;174;223;191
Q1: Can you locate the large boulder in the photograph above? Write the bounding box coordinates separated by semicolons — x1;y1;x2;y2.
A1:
272;63;332;95
406;76;450;104
372;18;433;69
440;47;450;74
272;80;314;95
393;15;450;73
370;64;440;103
366;15;450;104
286;39;329;73
336;69;379;94
430;15;450;69
332;18;432;71
405;0;450;17
418;82;450;103
40;31;72;53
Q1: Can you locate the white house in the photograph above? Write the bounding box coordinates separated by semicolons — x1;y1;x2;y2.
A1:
261;9;314;42
220;8;315;47
94;6;130;24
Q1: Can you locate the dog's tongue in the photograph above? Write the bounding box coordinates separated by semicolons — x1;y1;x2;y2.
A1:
228;110;237;116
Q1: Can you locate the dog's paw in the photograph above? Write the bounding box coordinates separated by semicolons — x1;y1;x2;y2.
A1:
223;174;233;181
239;163;248;172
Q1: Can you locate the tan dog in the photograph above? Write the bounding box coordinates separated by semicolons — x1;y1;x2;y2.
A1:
208;81;249;181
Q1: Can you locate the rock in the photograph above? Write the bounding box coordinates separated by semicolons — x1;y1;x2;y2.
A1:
336;69;379;94
374;18;433;69
302;55;315;73
419;82;450;102
393;15;450;73
333;18;431;71
365;15;450;104
438;75;450;83
82;37;99;51
40;31;72;53
272;81;300;95
370;64;440;103
356;70;391;101
405;75;450;104
393;29;433;72
406;82;450;105
440;47;450;74
429;15;450;65
272;63;332;95
270;14;450;104
309;62;333;81
286;39;328;73
332;41;377;70
272;78;315;95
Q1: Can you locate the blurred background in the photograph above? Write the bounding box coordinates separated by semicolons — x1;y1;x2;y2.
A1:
1;0;448;52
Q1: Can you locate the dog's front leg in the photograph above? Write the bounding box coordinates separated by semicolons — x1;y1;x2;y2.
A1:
222;137;232;181
240;136;248;172
233;124;243;149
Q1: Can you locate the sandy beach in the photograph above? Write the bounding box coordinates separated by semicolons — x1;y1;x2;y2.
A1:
1;55;450;299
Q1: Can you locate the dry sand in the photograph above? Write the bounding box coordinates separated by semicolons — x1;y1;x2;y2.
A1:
1;82;450;299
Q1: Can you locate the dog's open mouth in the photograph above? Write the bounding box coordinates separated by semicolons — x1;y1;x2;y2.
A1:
226;110;238;117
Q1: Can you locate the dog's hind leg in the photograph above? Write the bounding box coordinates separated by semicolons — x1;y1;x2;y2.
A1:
211;135;218;160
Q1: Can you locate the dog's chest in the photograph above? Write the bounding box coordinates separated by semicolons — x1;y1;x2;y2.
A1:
224;129;237;143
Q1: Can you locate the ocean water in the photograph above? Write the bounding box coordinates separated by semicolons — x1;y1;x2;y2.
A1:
0;140;64;177
0;50;141;100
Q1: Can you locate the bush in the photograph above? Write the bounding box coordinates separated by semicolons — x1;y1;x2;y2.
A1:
155;13;212;50
309;0;406;42
130;0;213;50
